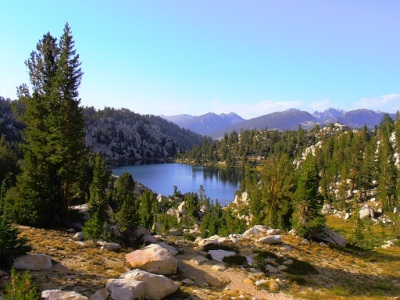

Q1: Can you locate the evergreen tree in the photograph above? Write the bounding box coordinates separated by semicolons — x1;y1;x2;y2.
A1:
359;139;377;201
0;135;18;185
395;112;400;206
113;173;135;210
4;268;40;300
15;24;86;227
114;196;139;244
292;155;325;238
140;190;156;229
0;217;31;267
377;114;397;209
82;154;110;241
112;173;140;240
260;154;295;229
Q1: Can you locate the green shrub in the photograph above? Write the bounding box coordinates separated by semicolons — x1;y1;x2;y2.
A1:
0;218;31;266
4;268;40;300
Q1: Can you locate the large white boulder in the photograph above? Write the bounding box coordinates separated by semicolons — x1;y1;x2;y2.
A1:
121;269;179;300
157;242;178;256
242;225;270;237
197;235;221;248
42;290;88;300
208;250;236;263
257;235;282;244
177;201;186;214
14;254;52;270
134;226;158;244
89;289;110;300
359;205;373;219
266;228;281;235
106;279;145;300
99;242;121;252
73;232;84;241
125;244;177;275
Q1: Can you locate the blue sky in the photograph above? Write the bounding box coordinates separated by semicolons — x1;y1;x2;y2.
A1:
1;1;399;119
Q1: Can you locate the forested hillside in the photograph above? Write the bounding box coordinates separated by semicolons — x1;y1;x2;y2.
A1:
0;98;204;165
83;106;203;164
179;118;400;241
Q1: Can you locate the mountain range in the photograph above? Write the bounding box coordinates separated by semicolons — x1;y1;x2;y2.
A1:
162;108;398;139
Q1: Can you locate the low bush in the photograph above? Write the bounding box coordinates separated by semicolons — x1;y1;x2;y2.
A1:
0;218;31;266
4;268;40;300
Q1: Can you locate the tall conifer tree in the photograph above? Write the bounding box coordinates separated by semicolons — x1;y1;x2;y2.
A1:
377;114;397;210
15;24;85;227
292;154;325;238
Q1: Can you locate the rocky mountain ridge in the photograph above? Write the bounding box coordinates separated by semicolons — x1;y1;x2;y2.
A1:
164;108;398;138
162;112;244;136
83;107;204;165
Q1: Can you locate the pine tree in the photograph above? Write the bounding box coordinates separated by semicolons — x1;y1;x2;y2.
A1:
15;24;86;227
0;217;31;267
292;154;325;238
140;190;155;229
359;139;377;201
377;114;397;210
113;173;136;210
53;23;86;210
260;154;295;229
4;268;40;300
82;154;110;241
395;112;400;207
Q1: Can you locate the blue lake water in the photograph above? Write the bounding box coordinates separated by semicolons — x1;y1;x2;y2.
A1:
112;163;241;205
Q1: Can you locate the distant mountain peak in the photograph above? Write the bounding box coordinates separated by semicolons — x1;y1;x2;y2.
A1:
162;108;396;139
313;108;345;121
162;112;245;136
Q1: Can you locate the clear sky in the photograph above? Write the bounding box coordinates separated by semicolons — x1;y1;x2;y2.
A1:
1;1;399;119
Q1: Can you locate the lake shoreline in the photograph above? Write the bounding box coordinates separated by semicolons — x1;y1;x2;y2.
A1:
112;162;241;205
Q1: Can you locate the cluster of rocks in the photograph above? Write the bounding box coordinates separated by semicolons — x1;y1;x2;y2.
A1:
1;222;351;299
381;239;398;250
322;201;396;225
9;240;180;300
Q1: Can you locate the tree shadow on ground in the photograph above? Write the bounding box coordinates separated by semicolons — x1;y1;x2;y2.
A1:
265;242;400;298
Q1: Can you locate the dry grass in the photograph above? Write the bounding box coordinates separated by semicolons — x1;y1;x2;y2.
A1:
0;217;399;299
0;227;130;297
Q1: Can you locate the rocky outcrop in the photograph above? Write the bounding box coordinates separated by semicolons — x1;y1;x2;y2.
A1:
242;225;270;237
120;269;179;300
42;290;88;300
106;279;145;300
135;226;158;244
257;235;282;245
97;241;121;252
313;227;348;247
84;107;203;164
157;242;179;256
359;205;374;219
89;289;110;300
204;273;229;288
208;250;236;263
13;254;52;270
125;244;177;275
73;232;84;241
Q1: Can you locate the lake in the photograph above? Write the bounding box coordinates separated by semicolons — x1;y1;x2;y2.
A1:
112;163;241;205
